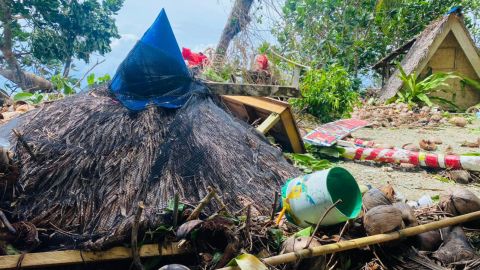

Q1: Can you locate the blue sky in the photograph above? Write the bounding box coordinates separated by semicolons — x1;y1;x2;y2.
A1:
77;0;234;80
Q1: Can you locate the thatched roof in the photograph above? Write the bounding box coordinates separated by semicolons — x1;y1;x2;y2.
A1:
378;14;480;102
7;88;299;250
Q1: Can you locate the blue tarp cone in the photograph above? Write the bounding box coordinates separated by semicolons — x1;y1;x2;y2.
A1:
110;9;202;110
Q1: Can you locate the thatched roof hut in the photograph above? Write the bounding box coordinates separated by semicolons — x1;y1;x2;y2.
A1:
378;13;480;109
5;88;299;250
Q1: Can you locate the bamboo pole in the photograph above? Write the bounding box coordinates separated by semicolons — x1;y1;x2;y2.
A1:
0;242;188;269
218;210;480;270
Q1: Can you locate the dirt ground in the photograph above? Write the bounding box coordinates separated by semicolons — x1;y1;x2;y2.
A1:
335;119;480;201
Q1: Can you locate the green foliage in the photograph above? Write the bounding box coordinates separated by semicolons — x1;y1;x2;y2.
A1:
268;228;287;250
291;65;359;122
50;74;76;95
87;73;111;87
227;254;267;270
391;66;460;108
0;0;124;89
285;153;332;173
276;0;480;78
13;92;44;104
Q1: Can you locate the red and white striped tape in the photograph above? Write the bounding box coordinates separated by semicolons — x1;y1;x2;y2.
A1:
341;146;480;172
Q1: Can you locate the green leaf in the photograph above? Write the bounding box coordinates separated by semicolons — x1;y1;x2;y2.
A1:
227;254;267;270
416;93;432;106
462;152;480;156
13;92;33;101
87;73;96;86
295;226;313;237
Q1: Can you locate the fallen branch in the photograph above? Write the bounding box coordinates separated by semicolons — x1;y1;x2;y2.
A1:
187;187;217;221
217;210;480;270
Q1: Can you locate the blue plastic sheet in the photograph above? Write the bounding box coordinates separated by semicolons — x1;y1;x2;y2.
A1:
110;9;205;110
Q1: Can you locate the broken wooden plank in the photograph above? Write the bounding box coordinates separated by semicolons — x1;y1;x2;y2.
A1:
0;242;188;269
256;113;281;134
205;82;301;97
221;96;305;153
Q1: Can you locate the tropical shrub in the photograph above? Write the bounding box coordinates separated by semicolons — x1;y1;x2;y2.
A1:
391;66;460;108
291;65;359;122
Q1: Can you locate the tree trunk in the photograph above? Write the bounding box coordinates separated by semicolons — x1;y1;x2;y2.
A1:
0;0;52;92
214;0;254;63
0;69;53;91
63;57;72;78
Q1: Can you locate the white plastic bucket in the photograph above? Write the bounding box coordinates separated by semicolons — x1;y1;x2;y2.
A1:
281;167;362;227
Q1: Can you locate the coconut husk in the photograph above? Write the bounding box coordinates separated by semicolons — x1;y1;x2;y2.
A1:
419;139;437;151
415;229;442;251
392;202;418;227
7;88;299;250
364;205;403;235
448;170;471;184
433;226;478;266
450;116;467;127
281;236;324;270
439;188;480;216
362;188;392;211
439;188;480;228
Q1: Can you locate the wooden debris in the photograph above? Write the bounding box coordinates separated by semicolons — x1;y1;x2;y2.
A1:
419;139;437;151
187;187;217;221
0;243;189;269
218;210;480;270
221;96;304;153
205;82;300;97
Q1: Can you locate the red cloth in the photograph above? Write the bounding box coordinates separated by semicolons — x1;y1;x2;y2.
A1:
182;47;208;67
256;54;269;70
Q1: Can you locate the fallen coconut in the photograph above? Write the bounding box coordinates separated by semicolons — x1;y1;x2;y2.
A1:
415;229;443;251
439;187;480;216
419;139;437;151
448;170;470;184
364;205;403;235
450;116;467;127
362;188;392;211
281;236;325;270
433;226;478;266
392;202;418;227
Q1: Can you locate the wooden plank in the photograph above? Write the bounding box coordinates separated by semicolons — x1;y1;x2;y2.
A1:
221;96;305;153
280;110;304;154
221;96;286;114
205;82;300;97
256;113;281;134
451;21;480;78
0;242;188;269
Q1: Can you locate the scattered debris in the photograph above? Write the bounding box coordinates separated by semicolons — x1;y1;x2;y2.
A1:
419;139;437;151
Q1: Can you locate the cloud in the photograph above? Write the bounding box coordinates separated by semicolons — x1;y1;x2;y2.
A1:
110;33;138;49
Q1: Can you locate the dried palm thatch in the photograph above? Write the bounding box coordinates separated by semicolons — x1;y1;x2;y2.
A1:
379;13;480;102
8;87;298;249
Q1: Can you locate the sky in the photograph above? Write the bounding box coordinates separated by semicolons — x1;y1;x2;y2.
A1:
77;0;234;80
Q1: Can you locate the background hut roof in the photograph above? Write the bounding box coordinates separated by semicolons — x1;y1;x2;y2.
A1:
378;14;480;102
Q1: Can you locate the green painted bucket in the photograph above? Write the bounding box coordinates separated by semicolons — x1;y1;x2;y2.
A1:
281;167;362;227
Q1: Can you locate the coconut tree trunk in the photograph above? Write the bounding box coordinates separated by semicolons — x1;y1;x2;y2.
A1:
214;0;254;63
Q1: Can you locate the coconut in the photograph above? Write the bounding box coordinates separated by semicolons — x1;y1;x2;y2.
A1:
362;188;392;210
433;226;478;265
392;202;418;227
439;187;480;216
364;205;403;235
448;170;470;184
450;116;467;127
415;229;442;251
419;139;436;151
281;236;325;270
